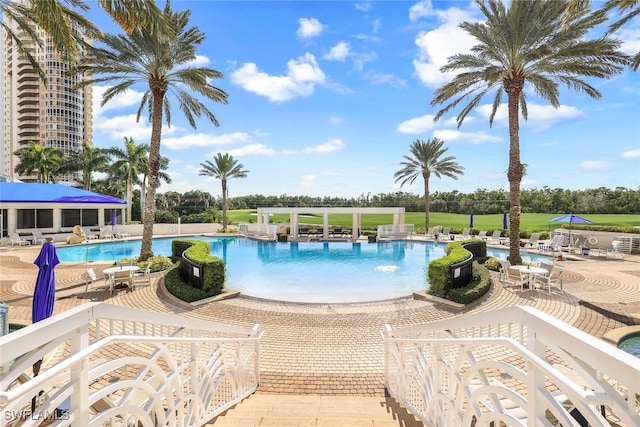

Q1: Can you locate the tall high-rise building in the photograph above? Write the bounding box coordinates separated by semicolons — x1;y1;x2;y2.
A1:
0;8;93;183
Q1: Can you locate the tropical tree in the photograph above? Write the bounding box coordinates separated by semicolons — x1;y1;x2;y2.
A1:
108;137;149;224
75;4;228;260
61;141;112;190
604;0;640;70
393;138;464;230
431;0;628;264
138;155;172;222
199;153;249;230
14;141;63;183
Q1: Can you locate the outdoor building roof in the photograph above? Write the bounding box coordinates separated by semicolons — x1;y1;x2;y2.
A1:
0;183;125;204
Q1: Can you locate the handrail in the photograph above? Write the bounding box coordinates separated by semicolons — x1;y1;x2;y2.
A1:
0;303;262;426
384;305;640;426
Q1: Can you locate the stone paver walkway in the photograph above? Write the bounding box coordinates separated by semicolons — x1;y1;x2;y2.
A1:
2;243;639;396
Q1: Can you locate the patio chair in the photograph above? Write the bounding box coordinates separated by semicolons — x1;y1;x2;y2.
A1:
606;240;624;259
84;268;108;292
535;269;563;293
9;232;31;246
111;270;133;293
499;260;512;282
31;230;46;245
476;230;488;240
131;264;151;291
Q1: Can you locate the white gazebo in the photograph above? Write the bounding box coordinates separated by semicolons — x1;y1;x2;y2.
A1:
255;207;406;240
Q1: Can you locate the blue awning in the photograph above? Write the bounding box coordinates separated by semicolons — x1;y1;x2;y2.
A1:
0;183;125;204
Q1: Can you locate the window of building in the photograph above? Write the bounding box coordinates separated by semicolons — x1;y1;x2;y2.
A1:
61;209;80;228
81;209;98;226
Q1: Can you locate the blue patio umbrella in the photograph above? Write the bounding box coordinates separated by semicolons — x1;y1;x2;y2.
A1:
31;240;59;405
502;212;508;230
111;210;116;226
550;213;593;242
469;211;474;229
32;241;59;323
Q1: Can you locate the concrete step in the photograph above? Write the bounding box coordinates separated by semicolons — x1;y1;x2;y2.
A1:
207;394;424;427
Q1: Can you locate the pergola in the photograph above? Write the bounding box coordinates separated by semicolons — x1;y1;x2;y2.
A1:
255;207;406;240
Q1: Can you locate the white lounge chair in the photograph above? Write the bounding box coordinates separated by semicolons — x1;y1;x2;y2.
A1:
438;227;451;241
31;230;46;245
9;232;31;246
99;228;114;239
527;233;540;248
487;230;502;245
476;230;488;240
539;234;564;252
83;227;98;240
456;228;471;240
115;227;130;239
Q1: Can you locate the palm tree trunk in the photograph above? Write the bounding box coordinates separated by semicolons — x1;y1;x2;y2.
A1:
221;178;228;230
126;176;133;224
140;89;165;261
423;172;431;230
506;86;523;264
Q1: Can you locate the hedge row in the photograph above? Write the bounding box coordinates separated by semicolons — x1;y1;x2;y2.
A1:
427;239;488;300
171;239;225;297
446;261;492;305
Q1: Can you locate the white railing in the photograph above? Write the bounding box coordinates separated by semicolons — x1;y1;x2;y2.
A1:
0;303;262;426
243;223;277;240
384;306;640;426
377;224;415;240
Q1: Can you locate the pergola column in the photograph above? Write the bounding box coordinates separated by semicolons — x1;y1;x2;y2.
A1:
323;213;329;240
53;207;62;230
291;213;299;239
352;213;360;238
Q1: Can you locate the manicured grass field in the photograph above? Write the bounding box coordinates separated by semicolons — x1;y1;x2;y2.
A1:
227;210;640;233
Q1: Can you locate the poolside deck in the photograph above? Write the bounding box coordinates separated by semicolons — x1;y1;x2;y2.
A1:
1;243;639;398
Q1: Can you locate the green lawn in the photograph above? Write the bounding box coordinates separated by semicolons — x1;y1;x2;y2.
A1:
227;210;640;233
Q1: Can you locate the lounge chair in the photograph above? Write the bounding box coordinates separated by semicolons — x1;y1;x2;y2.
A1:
299;227;310;237
476;230;488;240
115;227;130;239
438;228;451;241
487;230;502;245
83;227;98;240
539;234;564;252
331;227;344;238
527;233;540;248
456;228;471;240
31;230;46;245
99;228;114;239
9;232;31;246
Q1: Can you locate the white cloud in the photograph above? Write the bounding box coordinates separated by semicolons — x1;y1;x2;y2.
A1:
185;55;210;67
580;161;613;170
225;144;278;157
432;129;502;143
397;114;437;134
352;51;377;71
329;116;345;125
304;138;345;153
231;53;326;102
297;18;324;39
409;0;434;21
93;113;151;141
475;103;584;130
413;8;478;87
618;27;640;56
354;2;371;12
301;174;316;184
622;149;640;158
363;70;406;87
324;42;350;61
163;132;254;150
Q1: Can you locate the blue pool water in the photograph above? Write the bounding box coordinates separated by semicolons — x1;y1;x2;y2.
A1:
57;237;545;303
619;334;640;358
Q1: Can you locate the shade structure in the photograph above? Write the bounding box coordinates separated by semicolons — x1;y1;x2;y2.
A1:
469;211;474;228
550;213;593;244
502;212;508;230
32;241;59;323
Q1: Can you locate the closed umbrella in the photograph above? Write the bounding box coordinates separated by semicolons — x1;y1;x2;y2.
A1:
502;212;508;230
31;239;59;409
469;211;474;229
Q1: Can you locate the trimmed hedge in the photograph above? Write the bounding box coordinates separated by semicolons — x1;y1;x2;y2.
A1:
164;265;211;303
171;239;226;297
428;242;472;297
446;262;492;304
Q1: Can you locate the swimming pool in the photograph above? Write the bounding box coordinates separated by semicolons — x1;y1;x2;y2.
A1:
619;334;640;358
57;237;546;303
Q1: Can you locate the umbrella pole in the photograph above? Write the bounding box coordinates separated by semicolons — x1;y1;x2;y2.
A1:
31;359;43;412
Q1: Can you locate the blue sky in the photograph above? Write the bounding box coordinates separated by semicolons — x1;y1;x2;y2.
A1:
88;1;640;199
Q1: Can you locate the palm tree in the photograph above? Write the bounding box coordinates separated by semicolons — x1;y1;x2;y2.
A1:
74;4;228;261
139;155;172;222
0;0;164;83
14;141;63;183
108;137;149;224
604;0;640;70
61;141;112;190
394;138;464;230
199;153;249;230
431;0;628;264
